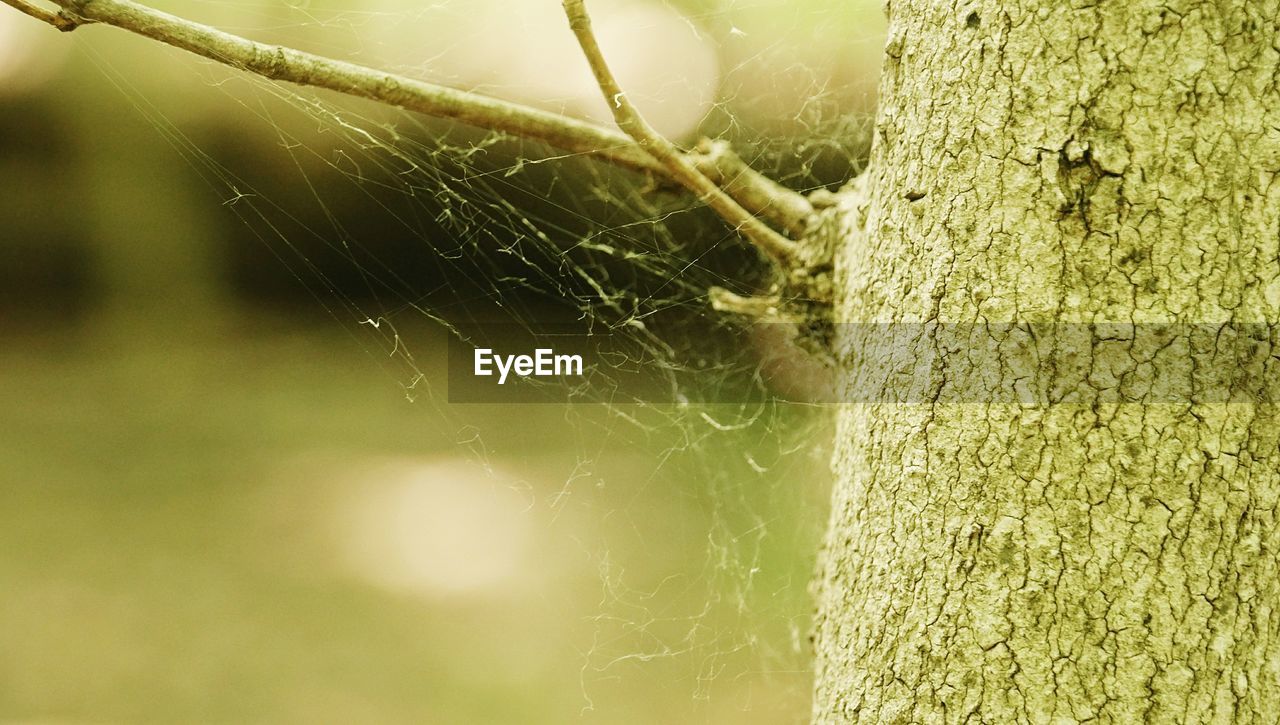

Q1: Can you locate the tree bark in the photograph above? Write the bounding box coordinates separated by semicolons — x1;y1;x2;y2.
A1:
813;0;1280;722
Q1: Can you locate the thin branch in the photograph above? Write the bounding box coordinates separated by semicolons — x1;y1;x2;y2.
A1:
561;0;797;264
44;0;659;170
0;0;83;30
708;286;794;321
691;139;814;239
3;0;812;235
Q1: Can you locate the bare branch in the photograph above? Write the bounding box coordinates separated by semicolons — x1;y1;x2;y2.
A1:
3;0;814;250
561;0;798;265
691;139;814;239
708;286;794;321
1;0;83;30
39;0;665;171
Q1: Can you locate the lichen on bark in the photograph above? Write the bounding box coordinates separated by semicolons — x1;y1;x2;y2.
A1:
812;0;1280;721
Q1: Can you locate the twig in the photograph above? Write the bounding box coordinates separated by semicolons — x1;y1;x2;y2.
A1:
41;0;658;170
691;139;813;238
3;0;811;234
708;286;793;321
561;0;797;264
0;0;83;30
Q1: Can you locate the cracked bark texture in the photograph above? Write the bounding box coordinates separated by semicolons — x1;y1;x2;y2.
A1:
813;0;1280;722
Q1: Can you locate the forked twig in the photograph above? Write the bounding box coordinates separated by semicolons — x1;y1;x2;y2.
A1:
1;0;815;238
692;139;814;239
561;0;798;265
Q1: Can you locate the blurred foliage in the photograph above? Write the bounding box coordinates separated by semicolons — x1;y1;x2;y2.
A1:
0;320;829;722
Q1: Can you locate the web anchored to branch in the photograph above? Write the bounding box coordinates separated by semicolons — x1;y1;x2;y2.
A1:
6;0;843;287
562;0;797;264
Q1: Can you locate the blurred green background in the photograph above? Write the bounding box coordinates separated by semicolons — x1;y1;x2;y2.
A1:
0;1;881;721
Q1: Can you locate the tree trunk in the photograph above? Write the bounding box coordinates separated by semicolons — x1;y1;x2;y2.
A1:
813;1;1280;721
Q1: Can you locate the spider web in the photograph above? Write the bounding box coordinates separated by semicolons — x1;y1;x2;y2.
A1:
80;0;883;719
